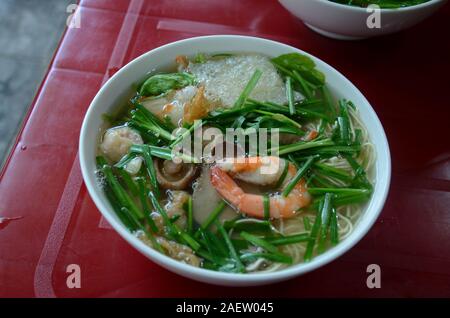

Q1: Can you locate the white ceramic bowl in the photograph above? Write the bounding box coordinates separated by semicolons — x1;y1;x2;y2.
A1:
79;35;391;286
279;0;447;40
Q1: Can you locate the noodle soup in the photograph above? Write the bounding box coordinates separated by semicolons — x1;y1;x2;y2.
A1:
95;52;374;273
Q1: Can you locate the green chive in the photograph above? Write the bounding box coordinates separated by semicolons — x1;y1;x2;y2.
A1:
141;145;160;198
274;159;290;188
332;193;370;206
187;196;193;234
292;145;360;158
224;218;272;234
263;195;270;220
286;76;295;115
136;178;158;233
247;98;327;120
310;191;371;210
344;154;372;189
273;139;334;156
170;214;181;223
317;118;327;135
96;156;144;219
304;202;322;262
114;152;137;169
321;86;337;120
308;188;371;195
197;229;228;258
318;193;333;253
240;252;292;264
131;104;175;142
292;70;312;99
303;216;312;231
148;191;175;235
104;186;136;231
330;208;339;245
313;162;353;183
117;168;139;197
282;157;315;197
337;100;351;146
197;229;221;264
130;144;199;164
240;232;294;265
338;116;350;145
179;230;201;251
121;207;164;254
199;201;227;232
170;119;203;148
310;174;336;188
195;249;224;265
267;233;311;246
253;109;302;130
240;231;279;254
149;191;200;251
216;220;245;272
233;69;262;109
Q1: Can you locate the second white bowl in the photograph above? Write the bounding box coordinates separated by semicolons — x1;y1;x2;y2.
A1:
279;0;447;40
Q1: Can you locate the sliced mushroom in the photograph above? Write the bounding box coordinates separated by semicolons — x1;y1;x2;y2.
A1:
154;158;198;190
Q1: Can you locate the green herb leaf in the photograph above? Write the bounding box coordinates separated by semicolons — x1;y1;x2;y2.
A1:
272;53;325;86
139;72;196;96
233;69;262;109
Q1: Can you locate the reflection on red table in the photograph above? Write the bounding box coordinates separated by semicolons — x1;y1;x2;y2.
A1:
1;0;449;297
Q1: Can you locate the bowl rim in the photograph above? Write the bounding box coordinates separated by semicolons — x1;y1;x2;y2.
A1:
79;35;391;284
312;0;444;12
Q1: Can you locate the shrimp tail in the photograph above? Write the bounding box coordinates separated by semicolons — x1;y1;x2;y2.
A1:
211;167;243;206
211;157;311;220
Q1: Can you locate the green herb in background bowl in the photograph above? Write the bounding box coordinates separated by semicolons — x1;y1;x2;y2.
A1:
330;0;431;8
279;0;446;40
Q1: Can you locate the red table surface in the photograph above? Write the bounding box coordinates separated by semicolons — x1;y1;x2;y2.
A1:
1;0;450;298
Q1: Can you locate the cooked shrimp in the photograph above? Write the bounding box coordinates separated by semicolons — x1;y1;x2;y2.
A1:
175;55;189;71
141;85;200;127
140;85;206;127
211;156;311;219
100;126;143;174
216;156;286;186
183;86;210;124
141;84;211;127
305;130;318;141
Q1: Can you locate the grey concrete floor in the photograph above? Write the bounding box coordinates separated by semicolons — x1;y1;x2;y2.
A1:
0;0;72;168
